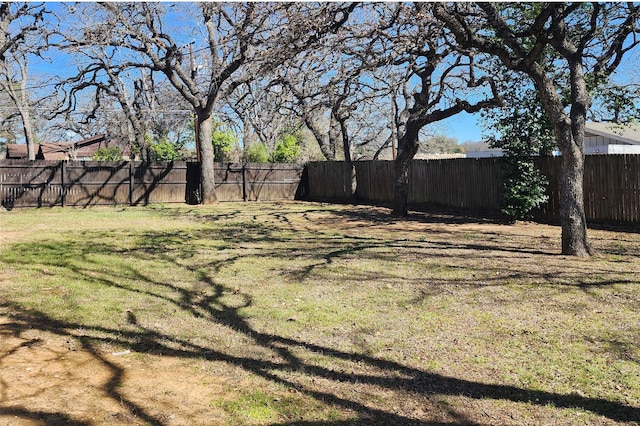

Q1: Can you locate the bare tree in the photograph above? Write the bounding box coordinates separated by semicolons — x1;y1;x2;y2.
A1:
274;52;343;162
433;2;640;256
269;5;402;196
226;79;297;153
270;3;397;164
63;2;354;204
59;47;150;157
0;2;45;61
0;52;35;158
57;19;192;160
352;3;501;216
0;2;46;159
363;68;412;161
263;3;500;203
275;2;501;208
279;60;368;195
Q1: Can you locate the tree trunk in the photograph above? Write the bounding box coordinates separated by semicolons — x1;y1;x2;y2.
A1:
390;97;398;160
533;68;591;256
563;63;592;256
392;122;420;216
131;115;148;161
304;116;336;161
559;143;590;256
197;113;217;204
3;58;35;160
338;118;357;199
20;106;35;160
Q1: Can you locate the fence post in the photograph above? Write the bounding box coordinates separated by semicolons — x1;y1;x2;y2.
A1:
129;161;134;206
61;161;66;208
242;163;247;202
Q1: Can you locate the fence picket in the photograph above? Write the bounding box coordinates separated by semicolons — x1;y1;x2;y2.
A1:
1;161;304;208
307;157;640;223
3;157;639;223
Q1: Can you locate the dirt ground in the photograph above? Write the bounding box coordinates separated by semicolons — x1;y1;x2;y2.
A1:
0;312;230;425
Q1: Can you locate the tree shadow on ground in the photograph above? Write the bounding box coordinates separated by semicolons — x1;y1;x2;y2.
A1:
308;204;640;259
1;211;639;424
321;204;508;226
3;292;639;425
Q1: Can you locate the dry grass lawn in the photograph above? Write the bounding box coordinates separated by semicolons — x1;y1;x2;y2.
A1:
0;202;639;425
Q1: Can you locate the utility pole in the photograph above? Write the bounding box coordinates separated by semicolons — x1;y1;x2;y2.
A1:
189;43;200;163
391;94;397;160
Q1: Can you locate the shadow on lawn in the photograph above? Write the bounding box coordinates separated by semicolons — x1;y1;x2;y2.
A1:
321;204;507;226
317;204;640;257
4;297;640;425
1;213;639;425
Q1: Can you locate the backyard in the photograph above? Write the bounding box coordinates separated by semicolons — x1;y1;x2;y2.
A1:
0;202;639;425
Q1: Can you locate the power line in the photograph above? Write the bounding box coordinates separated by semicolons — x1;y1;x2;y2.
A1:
0;107;194;114
0;80;60;91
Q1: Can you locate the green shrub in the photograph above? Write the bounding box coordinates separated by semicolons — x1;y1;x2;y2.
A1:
212;120;237;162
270;134;301;163
245;142;269;163
500;157;549;221
149;139;185;161
482;79;554;221
92;147;123;161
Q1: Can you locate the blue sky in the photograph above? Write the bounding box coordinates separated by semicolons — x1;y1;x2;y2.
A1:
441;112;484;144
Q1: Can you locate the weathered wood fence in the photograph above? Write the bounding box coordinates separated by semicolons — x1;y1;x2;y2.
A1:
3;156;639;223
306;155;640;223
0;161;304;208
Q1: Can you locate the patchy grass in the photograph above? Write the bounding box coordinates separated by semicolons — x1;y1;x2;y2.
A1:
0;202;639;425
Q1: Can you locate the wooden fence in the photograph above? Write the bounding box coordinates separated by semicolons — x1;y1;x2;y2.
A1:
0;161;304;208
306;155;640;223
212;163;306;202
4;156;639;223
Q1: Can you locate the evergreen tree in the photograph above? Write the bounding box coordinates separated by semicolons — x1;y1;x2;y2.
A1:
482;74;556;221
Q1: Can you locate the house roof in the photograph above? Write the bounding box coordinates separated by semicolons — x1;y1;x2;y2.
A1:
74;134;107;148
40;135;108;160
585;122;640;145
5;135;109;160
5;144;29;159
37;143;75;160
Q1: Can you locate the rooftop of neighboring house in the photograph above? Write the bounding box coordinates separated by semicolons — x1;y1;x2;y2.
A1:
585;122;640;145
37;143;73;160
5;143;29;159
5;135;108;160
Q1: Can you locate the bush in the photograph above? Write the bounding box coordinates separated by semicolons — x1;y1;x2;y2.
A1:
92;147;123;161
149;139;185;161
270;134;301;163
482;81;554;222
500;157;549;221
245;142;269;163
212;120;237;162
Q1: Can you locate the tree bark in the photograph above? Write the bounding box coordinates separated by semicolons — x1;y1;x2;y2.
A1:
532;66;592;256
392;122;420;216
559;143;590;256
337;116;357;199
20;106;35;160
1;56;35;160
563;62;592;256
303;115;337;161
197;112;217;204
